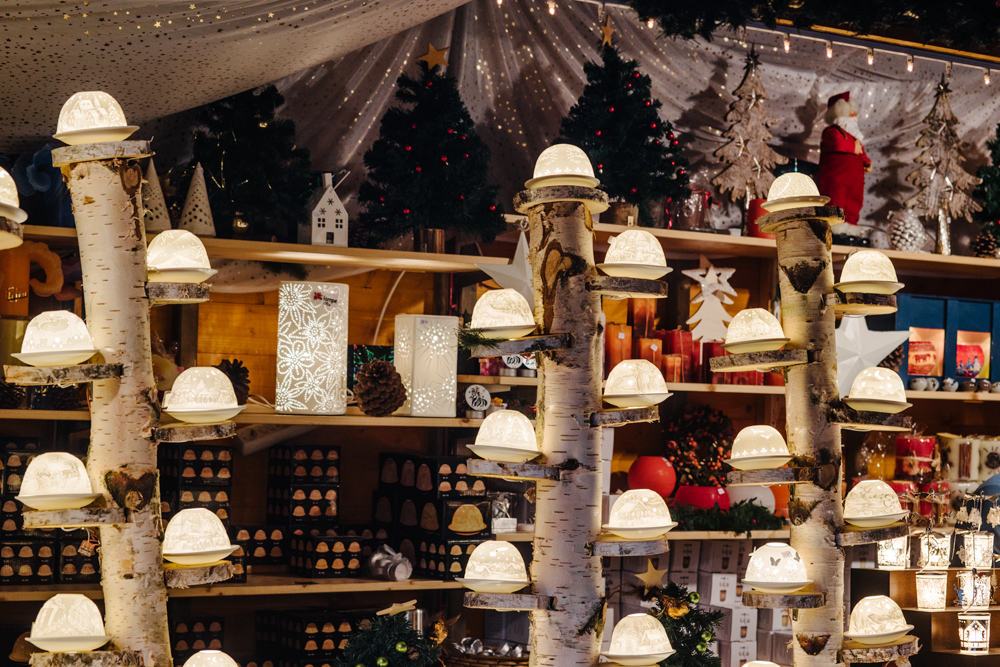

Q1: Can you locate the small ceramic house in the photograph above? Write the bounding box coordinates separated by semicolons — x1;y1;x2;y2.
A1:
307;173;348;246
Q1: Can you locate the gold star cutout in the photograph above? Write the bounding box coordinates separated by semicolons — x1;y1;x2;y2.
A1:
634;559;668;593
190;3;196;8
377;599;417;616
268;12;274;17
418;43;450;70
63;14;69;19
600;16;615;46
154;20;161;27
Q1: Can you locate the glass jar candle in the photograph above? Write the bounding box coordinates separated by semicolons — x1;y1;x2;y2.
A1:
959;532;994;569
917;532;952;570
915;571;948;610
959;613;991;655
957;570;994;610
877;536;910;569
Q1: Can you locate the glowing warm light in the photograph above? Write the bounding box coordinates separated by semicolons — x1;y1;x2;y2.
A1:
767;172;820;201
471;289;535;333
918;531;951;569
841;249;899;284
725;309;785;345
548;1;555;15
165;367;238;411
867;48;874;65
604;229;668;268
604;489;676;539
844;480;905;526
15;311;96;367
27;594;110;652
743;543;810;593
782;34;790;52
727;425;791;470
465;541;528;581
846;596;912;644
17;453;98;511
182;651;241;667
147;229;214;283
906;55;914;72
825;41;833;58
525;144;599;189
986;69;992;86
55;91;138;145
916;572;948;610
604;359;669;406
163;508;235;565
958;532;994;568
959;613;991;654
470;410;539;462
606;614;674;663
846;367;908;410
958;570;994;610
647;18;655;29
876;536;910;569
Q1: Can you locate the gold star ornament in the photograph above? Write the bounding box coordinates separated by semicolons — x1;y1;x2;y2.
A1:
634;558;668;592
377;599;417;616
600;16;615;46
418;43;450;70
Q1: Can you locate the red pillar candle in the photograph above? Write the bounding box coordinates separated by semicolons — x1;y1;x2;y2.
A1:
745;198;775;239
896;435;936;482
605;324;632;378
637;338;663;371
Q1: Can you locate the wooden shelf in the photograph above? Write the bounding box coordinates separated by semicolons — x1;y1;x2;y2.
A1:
234;405;491;428
0;573;465;602
495;529;790;542
22;225;508;274
457;374;539;386
667;382;785;395
0;409;90;421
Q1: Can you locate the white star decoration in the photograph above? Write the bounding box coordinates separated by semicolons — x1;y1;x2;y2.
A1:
835;317;910;397
476;230;534;309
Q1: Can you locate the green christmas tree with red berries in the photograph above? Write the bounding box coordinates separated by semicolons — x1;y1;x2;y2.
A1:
558;43;690;225
355;60;506;248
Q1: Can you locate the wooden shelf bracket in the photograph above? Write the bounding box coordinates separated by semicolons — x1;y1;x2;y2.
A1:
837;635;919;663
588;536;670;557
586;275;669;300
836;521;910;546
726;467;824;487
163;561;235;589
465;458;565;482
829;291;898;316
29;652;144;667
709;349;808;374
146;282;210;306
584;406;660;427
741;587;827;609
829;405;913;433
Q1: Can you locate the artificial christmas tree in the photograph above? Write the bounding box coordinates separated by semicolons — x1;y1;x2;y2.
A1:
336;603;440;667
712;49;787;204
643;580;724;667
355;61;505;249
143;159;172;233
557;44;690;225
972;121;1000;246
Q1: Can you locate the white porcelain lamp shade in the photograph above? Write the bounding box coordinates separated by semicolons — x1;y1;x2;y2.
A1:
844;367;910;414
163;367;243;423
846;595;913;644
55;91;138;145
27;594;111;652
146;229;217;283
604;613;675;665
604;489;676;540
525;144;600;189
837;250;902;294
599;229;671;280
0;166;27;225
182;651;241;667
761;172;828;212
604;359;670;408
723;309;789;354
16;452;99;511
470;289;536;340
726;425;791;470
163;508;236;565
844;480;907;527
458;540;529;593
743;543;811;593
14;311;97;367
393;314;458;417
469;409;539;463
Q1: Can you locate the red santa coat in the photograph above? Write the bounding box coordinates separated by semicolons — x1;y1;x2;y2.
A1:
816;125;870;225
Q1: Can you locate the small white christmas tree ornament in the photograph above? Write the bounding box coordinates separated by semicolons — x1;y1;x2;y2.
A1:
142;159;172;233
179;163;216;238
682;260;737;342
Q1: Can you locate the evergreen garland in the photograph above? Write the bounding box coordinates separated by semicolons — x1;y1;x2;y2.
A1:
337;612;440;667
355;62;506;248
973;122;1000;244
672;499;785;536
558;45;690;224
640;580;724;667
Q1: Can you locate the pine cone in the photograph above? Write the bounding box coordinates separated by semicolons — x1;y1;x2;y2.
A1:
0;380;25;409
971;232;1000;259
889;210;928;253
215;359;250;405
878;344;905;372
355;360;407;417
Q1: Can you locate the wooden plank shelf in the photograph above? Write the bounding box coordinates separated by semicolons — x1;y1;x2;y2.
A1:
29;651;143;667
829;406;913;432
838;635;919;663
464;591;557;611
466;459;562;482
741;586;827;609
3;363;122;386
164;561;235;588
23;507;125;530
457;374;539;387
726;467;820;487
589;536;670;557
588;407;660;427
153;422;237;443
710;349;808;373
837;521;910;546
497;529;790;542
830;292;897;316
587;275;668;299
467;333;573;359
233;405;495;428
0;409;91;421
146;282;210;306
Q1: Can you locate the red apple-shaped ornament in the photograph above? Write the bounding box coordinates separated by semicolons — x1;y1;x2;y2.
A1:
627;456;677;498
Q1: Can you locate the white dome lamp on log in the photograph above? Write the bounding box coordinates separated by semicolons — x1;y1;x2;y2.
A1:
468;409;540;463
16;452;100;511
26;594;112;652
147;229;217;284
603;489;677;540
163;508;238;565
12;311;98;367
597;228;671;280
602;613;675;666
0;166;28;250
162;366;245;424
470;288;537;340
458;540;530;593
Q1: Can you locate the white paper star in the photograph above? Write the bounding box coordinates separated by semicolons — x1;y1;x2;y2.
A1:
835;317;910;397
476;230;533;309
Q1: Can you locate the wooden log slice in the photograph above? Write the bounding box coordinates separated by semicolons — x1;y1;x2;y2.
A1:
589;407;660;427
463;592;557;611
586;275;669;300
468;333;573;359
152;421;236;443
513;185;609;214
23;507;125;529
163;561;235;589
3;363;122;386
829;406;912;433
590;536;670;557
836;521;910;546
756;206;844;234
51;141;152;166
838;635;919;663
726;467;819;487
466;459;562;482
30;652;144;667
830;292;897;316
146;282;210;306
710;349;808;373
741;588;827;609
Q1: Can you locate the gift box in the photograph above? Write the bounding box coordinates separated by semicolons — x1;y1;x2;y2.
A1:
716;640;757;667
670;540;701;572
637;338;663;371
663;354;684;383
0;537;57;584
699;540;739;573
629;299;656;351
171;616;224;663
267;484;338;525
1;497;24;534
378;453;421;491
160;444;233;487
269;444;340;485
1;449;39;497
697;572;742;609
348;345;393;390
291;534;364;579
709;606;758;642
411;456;486;498
666;328;695;381
399;495;492;541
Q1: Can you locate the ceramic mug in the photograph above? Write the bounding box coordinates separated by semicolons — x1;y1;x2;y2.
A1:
992;384;1000;394
962;380;978;392
909;377;928;391
943;378;959;392
977;379;992;393
926;377;940;391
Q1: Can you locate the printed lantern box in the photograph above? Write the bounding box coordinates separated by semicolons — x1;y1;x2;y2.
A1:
257;608;359;658
160;444;233;487
405;456;487;498
417;538;485;580
1;449;40;497
269;444;340;485
289;529;366;579
171;617;224;663
229;525;288;564
395;494;492;541
228;541;248;584
58;531;100;584
707;606;758;642
276;282;349;415
716;640;757;667
372;489;399;527
1;497;24;534
378;452;422;491
162;487;230;524
0;538;56;585
697;572;743;609
755;630;773;662
757;608;792;634
698;540;740;573
266;484;339;525
348;345;393;390
670;540;701;572
393;314;459;417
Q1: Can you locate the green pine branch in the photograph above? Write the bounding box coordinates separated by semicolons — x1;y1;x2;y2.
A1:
639;581;724;667
336;612;440;667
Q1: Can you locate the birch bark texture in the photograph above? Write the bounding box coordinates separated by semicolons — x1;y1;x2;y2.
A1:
514;185;608;667
53;142;172;667
766;209;844;667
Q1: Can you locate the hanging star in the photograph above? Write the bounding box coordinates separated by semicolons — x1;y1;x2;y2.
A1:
634;558;669;592
476;229;533;308
377;599;417;616
418;43;450;70
834;317;911;397
600;16;615;46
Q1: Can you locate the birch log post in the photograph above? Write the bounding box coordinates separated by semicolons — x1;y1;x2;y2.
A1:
763;208;844;666
53;142;172;667
514;185;608;667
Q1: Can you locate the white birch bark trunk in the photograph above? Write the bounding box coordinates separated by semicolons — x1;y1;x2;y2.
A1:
56;144;172;667
771;215;844;667
518;190;606;667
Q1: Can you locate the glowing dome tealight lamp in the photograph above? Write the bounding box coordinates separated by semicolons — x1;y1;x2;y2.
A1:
845;595;913;645
147;229;217;283
723;309;789;354
844;367;910;414
470;289;536;340
162;367;244;423
0;166;28;228
15;452;100;511
163;508;238;565
603;359;671;408
13;311;97;367
742;543;811;594
761;172;829;212
597;229;671;280
602;613;675;666
469;410;540;463
725;425;792;470
525;144;600;189
457;541;529;593
843;480;907;528
835;250;903;295
182;651;241;667
26;594;112;652
54;91;139;145
603;489;677;540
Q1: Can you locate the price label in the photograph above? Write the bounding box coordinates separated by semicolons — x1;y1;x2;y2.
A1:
465;384;491;411
521;354;537;370
501;354;523;369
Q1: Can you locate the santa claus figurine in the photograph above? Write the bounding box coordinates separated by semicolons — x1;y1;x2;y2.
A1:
816;92;871;226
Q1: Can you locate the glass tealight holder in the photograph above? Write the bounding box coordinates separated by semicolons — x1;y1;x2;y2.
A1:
959;613;991;655
957;570;994;610
876;536;910;570
915;571;948;610
959;532;995;569
918;531;952;570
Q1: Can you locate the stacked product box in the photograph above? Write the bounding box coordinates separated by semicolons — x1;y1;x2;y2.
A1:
57;529;100;584
256;608;360;665
229;526;289;566
668;540;700;594
267;444;340;526
171;617;224;664
1;444;41;538
697;540;758;667
0;537;57;585
289;526;387;579
757;608;793;667
160;444;233;524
